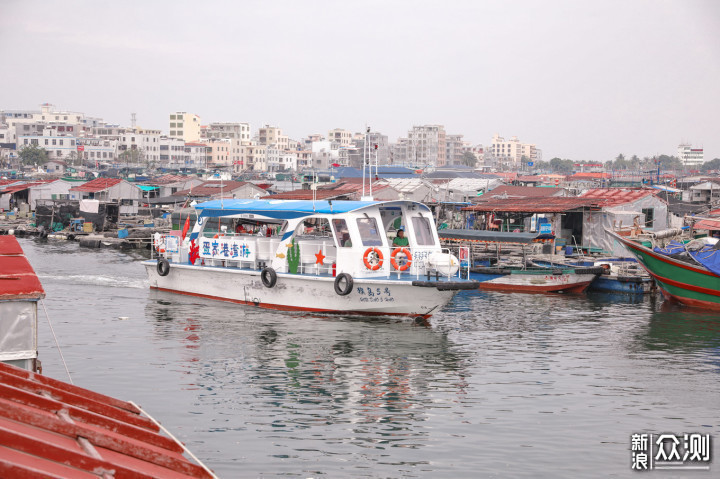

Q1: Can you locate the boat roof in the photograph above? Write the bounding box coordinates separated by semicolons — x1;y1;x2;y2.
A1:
195;199;429;220
0;236;45;301
0;361;213;478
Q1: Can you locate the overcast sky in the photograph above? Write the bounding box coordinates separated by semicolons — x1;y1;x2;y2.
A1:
1;0;718;163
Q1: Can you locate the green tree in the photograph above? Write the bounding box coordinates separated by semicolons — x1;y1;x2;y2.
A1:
701;158;720;172
549;157;574;173
461;151;477;168
119;147;146;166
18;144;49;165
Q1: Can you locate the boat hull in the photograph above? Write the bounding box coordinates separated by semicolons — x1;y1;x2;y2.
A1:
610;232;720;309
589;275;653;294
469;269;596;293
143;261;459;318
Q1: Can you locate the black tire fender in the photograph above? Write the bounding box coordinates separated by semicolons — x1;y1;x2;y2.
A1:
157;258;170;276
334;273;354;296
261;267;277;288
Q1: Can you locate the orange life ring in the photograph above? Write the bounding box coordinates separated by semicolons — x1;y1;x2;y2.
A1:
390;248;412;271
363;247;384;270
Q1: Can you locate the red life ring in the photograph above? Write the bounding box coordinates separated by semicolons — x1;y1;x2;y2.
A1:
390;248;412;271
363;247;384;270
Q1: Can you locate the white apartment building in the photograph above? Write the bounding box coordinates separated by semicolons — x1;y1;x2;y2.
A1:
183;143;207;170
117;128;162;166
201;122;251;142
19;135;77;161
159;136;186;169
490;134;537;169
408;125;446;167
678;143;704;168
169;112;201;143
266;147;298;172
389;138;410;166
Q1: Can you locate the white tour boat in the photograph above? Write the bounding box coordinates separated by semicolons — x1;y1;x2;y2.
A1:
143;199;477;319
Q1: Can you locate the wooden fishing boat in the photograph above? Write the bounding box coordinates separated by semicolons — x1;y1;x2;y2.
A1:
608;230;720;309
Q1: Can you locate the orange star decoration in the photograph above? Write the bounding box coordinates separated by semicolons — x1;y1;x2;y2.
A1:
315;250;326;265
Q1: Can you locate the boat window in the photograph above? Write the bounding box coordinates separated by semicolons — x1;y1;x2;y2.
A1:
412;216;435;246
332;218;352;247
356;217;383;246
296;217;331;238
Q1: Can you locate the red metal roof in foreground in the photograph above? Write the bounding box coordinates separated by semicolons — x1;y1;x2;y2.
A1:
0;361;214;478
0;236;45;301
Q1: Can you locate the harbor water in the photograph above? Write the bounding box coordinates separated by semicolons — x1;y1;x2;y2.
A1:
20;238;720;477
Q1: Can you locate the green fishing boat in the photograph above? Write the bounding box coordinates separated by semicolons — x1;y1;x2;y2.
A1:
608;230;720;310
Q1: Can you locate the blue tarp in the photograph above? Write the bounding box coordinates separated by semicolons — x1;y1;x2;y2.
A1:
654;241;720;276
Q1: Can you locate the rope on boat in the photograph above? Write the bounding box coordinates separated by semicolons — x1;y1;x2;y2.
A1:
40;299;73;384
129;400;219;479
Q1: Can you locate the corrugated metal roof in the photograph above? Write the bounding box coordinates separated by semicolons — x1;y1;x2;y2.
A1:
0;361;214;478
0;236;45;301
463;196;604;213
0;180;56;195
174;181;251;197
580;188;659;206
483;185;564;199
693;219;720;231
69;178;123;193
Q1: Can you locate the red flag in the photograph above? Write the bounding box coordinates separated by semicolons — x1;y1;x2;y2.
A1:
181;215;191;240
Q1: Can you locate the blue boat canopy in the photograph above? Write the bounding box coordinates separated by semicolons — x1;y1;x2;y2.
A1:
195;199;429;220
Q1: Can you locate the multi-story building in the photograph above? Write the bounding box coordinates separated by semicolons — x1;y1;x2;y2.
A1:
201;122;251;142
328;128;353;148
678;143;704;168
159;136;186;169
445;134;466;166
348;131;390;167
169;112;201;143
266;147;298;172
389;138;411;166
489;134;537;170
117;128;162;167
407;125;446;167
184;143;207;169
258;125;289;150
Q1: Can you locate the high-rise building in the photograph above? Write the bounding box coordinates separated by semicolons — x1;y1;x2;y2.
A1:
169;112;201;143
678;143;704;168
407;125;446;167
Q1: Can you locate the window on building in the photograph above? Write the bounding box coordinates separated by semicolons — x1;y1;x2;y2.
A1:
56;150;61;156
44;139;49;145
31;139;38;145
59;139;64;146
642;208;654;228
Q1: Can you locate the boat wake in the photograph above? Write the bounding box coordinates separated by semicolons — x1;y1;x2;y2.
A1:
38;274;148;289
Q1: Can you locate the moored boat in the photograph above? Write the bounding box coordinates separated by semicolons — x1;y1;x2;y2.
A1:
608;230;720;309
468;264;601;293
143;199;477;319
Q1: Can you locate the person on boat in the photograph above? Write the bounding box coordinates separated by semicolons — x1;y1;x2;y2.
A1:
342;233;352;247
392;229;409;247
235;223;247;234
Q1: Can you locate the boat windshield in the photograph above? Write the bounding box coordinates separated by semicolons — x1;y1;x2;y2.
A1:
356;217;383;246
412;216;436;246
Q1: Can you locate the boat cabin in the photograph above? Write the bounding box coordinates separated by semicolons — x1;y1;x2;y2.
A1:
159;199;459;279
